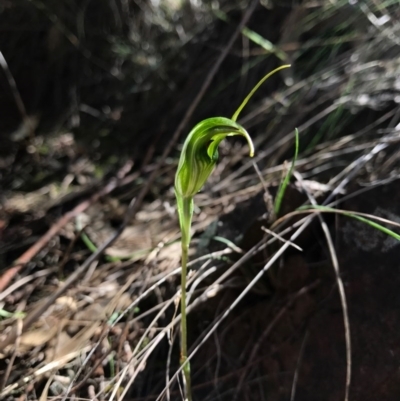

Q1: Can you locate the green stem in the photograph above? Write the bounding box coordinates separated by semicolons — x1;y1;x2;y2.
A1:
231;64;291;122
274;128;299;215
179;196;193;401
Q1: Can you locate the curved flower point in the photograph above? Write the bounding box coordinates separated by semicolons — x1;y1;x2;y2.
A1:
175;117;254;199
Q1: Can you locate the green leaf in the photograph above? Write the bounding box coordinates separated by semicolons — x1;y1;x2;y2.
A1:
274;128;299;215
299;205;400;241
213;9;288;62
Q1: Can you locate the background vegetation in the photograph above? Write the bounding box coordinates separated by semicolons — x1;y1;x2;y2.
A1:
0;0;400;400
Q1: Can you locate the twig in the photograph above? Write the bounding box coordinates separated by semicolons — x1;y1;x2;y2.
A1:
0;319;23;391
0;160;134;293
0;51;29;124
0;269;54;303
0;195;135;351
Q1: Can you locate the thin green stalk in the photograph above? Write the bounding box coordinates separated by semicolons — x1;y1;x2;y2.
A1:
274;128;299;215
232;65;290;122
178;196;193;400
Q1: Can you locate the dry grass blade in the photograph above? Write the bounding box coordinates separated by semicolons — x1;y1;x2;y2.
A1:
324;143;388;205
156;215;316;401
261;226;303;251
234;283;318;401
290;330;309;401
108;298;176;401
295;171;351;401
0;319;22;392
0;51;30;129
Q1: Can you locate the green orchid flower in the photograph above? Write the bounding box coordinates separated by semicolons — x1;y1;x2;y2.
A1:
175;117;254;199
175;117;254;253
174;65;290;401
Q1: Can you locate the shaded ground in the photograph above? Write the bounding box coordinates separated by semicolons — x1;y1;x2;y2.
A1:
1;1;400;400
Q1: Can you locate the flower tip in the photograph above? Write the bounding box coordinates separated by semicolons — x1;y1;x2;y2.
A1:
247;139;255;158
